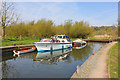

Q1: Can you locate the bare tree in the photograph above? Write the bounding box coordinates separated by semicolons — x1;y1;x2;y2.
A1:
0;1;19;40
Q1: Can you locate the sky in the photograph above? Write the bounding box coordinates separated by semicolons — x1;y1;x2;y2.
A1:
15;2;118;26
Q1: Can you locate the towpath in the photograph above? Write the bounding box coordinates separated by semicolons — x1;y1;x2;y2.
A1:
71;41;117;78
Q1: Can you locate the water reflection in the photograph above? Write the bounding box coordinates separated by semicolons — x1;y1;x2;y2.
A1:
34;49;72;65
71;43;103;61
2;51;37;78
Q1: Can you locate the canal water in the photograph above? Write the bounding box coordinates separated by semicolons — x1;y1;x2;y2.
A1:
1;42;105;78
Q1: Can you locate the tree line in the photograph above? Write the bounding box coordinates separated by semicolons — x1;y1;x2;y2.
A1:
0;2;94;40
0;2;118;40
5;19;94;38
94;26;118;38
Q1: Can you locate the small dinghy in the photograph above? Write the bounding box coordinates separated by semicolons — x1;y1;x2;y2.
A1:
13;47;36;56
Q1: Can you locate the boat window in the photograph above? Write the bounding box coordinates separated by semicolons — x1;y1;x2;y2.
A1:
63;36;66;39
58;36;62;38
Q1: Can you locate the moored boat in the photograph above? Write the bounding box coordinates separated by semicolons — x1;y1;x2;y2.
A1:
72;39;87;49
34;35;72;52
13;47;36;56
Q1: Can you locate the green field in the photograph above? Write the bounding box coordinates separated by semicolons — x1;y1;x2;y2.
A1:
107;42;119;78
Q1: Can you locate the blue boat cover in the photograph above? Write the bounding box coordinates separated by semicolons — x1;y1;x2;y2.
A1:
65;35;71;42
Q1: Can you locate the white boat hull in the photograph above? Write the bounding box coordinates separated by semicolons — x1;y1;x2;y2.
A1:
34;42;72;52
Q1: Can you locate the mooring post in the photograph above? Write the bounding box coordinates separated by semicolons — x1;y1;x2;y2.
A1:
93;50;95;55
92;50;95;55
76;65;80;74
20;35;21;40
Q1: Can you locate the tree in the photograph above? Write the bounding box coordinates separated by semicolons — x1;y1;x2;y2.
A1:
0;1;19;40
54;25;66;35
64;20;72;36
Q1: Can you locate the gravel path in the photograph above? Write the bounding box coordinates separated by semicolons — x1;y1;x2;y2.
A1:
71;41;117;78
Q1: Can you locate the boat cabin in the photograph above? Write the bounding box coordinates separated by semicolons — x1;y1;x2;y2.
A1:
56;35;71;42
39;35;71;43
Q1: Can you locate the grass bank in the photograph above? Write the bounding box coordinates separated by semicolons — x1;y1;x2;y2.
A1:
1;36;39;46
107;42;119;78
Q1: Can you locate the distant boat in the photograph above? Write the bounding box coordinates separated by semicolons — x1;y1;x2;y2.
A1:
13;47;36;56
72;39;87;49
34;35;72;52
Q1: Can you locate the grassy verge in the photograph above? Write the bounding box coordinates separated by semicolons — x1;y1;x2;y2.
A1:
1;36;39;46
107;42;118;78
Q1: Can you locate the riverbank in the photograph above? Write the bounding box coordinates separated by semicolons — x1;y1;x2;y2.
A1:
1;39;38;47
1;36;119;47
71;41;118;78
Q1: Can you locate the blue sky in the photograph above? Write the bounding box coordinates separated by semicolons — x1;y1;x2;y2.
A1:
15;2;118;26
